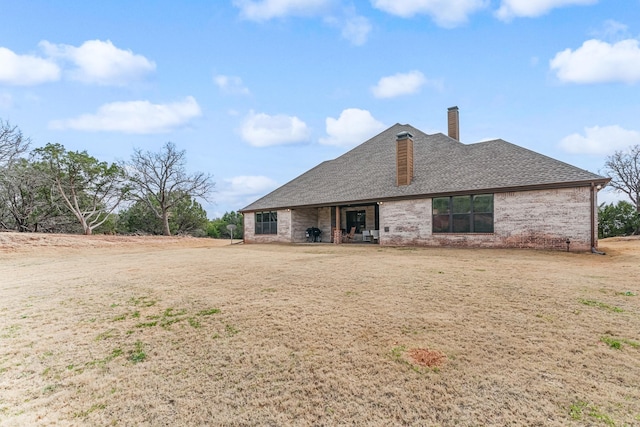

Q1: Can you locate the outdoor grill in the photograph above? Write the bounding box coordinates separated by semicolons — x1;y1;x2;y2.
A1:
305;227;322;242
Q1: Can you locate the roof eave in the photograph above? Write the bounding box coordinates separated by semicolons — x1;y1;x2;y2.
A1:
239;178;611;213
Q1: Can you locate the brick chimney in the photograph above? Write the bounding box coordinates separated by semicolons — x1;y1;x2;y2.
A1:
396;131;414;186
448;106;459;141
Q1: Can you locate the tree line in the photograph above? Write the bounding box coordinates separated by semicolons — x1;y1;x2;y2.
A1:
4;119;638;240
0;119;242;238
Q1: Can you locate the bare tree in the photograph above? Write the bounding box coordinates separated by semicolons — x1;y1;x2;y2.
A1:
0;120;32;230
127;142;214;236
604;145;640;212
0;119;30;167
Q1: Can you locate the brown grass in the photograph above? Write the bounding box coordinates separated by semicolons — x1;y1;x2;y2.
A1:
0;232;639;426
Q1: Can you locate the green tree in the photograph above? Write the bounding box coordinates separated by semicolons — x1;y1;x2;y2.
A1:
171;194;208;235
34;143;129;235
117;193;208;236
207;211;243;239
0;157;62;232
598;201;640;238
117;199;162;235
127;142;214;236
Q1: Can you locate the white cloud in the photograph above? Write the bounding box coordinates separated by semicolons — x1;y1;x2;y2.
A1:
371;0;487;28
215;175;279;213
234;0;330;21
371;70;431;98
240;110;310;147
550;39;640;84
0;47;60;86
49;96;201;134
496;0;596;20
40;39;155;86
559;125;640;155
339;14;372;46
225;175;279;196
214;75;250;95
319;108;385;147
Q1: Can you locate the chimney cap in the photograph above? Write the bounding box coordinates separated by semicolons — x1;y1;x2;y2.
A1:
396;131;414;140
448;106;459;111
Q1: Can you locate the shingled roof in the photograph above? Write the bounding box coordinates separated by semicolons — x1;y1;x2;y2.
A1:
241;124;607;212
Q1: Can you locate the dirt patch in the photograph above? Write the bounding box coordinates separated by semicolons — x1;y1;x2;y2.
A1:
407;348;447;368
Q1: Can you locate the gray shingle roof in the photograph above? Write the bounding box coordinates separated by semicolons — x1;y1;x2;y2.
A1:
241;124;607;212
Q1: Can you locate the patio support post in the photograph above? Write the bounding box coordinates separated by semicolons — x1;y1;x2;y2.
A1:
334;206;341;244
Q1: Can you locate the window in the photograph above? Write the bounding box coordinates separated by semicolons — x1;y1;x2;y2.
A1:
255;211;277;234
432;195;493;233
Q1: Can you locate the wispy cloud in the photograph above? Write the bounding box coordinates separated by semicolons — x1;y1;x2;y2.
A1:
214;74;251;95
233;0;331;21
371;70;440;98
0;47;60;86
590;20;630;41
240;110;310;147
324;8;372;46
40;39;156;86
235;1;372;45
559;125;640;155
319;108;385;147
371;0;488;28
550;39;640;84
49;96;201;134
0;93;13;109
496;0;597;21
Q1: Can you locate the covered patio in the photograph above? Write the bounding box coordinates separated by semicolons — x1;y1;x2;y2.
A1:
292;203;381;244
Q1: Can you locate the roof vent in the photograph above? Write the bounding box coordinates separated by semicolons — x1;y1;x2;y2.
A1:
396;131;414;186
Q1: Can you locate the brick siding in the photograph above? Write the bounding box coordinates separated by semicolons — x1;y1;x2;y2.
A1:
243;210;292;243
243;187;597;251
291;208;319;243
318;207;332;242
379;187;594;250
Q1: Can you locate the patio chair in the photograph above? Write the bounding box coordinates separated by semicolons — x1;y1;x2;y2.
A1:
371;229;379;243
362;230;371;242
343;226;356;243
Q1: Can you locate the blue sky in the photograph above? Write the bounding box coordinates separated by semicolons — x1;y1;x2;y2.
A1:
1;0;639;218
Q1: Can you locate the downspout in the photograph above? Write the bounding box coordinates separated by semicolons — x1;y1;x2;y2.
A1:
242;212;246;244
590;182;595;249
590;182;606;255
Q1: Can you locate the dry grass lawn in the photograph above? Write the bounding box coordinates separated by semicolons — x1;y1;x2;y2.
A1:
1;232;639;426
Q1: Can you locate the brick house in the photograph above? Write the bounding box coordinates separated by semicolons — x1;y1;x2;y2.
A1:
240;107;610;251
